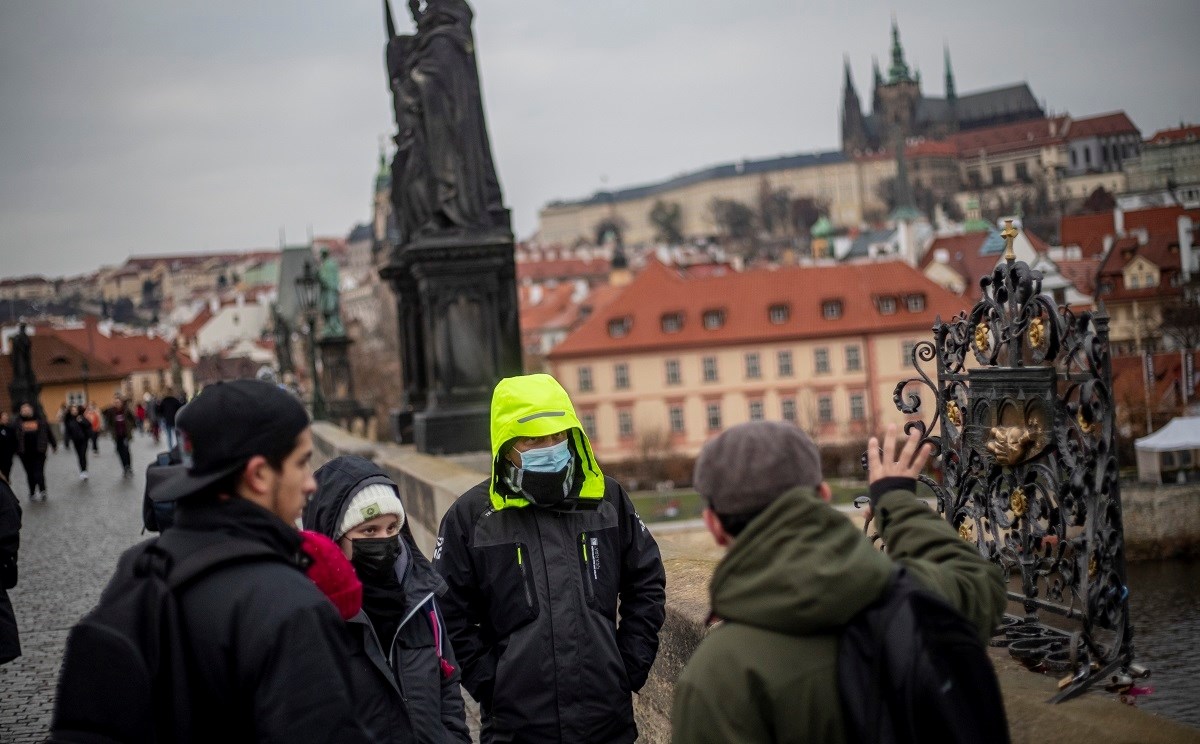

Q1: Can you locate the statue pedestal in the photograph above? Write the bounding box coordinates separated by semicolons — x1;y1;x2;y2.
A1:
415;405;491;455
381;231;522;455
318;335;355;403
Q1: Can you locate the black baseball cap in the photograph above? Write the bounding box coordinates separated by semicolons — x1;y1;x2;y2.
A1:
152;379;310;502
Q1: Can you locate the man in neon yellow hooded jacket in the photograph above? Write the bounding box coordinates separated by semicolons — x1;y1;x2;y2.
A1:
434;374;666;744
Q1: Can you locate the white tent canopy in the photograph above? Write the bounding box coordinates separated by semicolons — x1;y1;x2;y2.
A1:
1135;417;1200;452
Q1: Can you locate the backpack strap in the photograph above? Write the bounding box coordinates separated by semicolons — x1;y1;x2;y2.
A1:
155;529;289;592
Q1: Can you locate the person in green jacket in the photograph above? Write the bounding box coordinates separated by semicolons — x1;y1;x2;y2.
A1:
671;422;1006;744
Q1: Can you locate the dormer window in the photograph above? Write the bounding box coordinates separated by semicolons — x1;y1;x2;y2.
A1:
702;309;725;330
661;312;684;333
878;296;897;315
822;300;843;320
607;317;631;338
905;294;926;312
768;304;790;325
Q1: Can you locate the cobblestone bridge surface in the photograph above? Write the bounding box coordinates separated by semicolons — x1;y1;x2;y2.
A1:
1;434;157;741
0;434;482;742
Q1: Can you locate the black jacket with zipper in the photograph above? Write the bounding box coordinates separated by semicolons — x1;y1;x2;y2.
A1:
164;496;371;743
436;476;667;744
305;455;471;744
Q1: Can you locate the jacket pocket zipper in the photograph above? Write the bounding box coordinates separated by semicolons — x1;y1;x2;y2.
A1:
580;532;595;603
517;544;533;609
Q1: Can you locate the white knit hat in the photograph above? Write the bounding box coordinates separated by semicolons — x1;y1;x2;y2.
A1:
335;483;406;540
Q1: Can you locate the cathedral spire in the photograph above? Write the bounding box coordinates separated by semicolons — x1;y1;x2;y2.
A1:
944;43;957;103
841;54;868;152
888;17;913;84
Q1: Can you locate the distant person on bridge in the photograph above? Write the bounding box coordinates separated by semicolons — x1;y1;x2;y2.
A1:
671;422;1008;744
0;411;17;482
435;373;666;744
104;395;135;477
63;405;93;481
15;403;56;501
158;389;184;451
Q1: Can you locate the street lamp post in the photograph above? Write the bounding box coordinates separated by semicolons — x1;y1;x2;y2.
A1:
295;261;327;420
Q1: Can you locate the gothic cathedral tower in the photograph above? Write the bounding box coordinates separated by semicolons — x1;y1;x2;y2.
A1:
840;57;870;153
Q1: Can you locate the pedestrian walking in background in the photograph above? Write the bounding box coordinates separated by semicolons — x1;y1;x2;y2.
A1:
15;403;56;501
51;379;372;743
64;405;93;481
55;403;69;456
436;373;666;744
134;400;146;435
305;455;471;744
105;395;135;477
0;411;17;483
0;471;21;666
84;402;102;454
671;422;1008;744
158;389;184;451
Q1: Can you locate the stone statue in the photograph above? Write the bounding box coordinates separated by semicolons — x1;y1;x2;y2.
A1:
318;249;347;338
10;324;33;388
272;306;295;375
384;0;507;241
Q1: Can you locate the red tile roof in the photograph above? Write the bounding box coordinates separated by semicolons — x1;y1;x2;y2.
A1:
1060;212;1114;258
1147;125;1200;146
41;320;192;376
1112;352;1198;414
516;258;610;283
1064;111;1140;139
179;307;213;340
1055;257;1103;296
520;284;578;333
949;116;1069;158
550;260;970;359
0;276;52;288
0;335;124;411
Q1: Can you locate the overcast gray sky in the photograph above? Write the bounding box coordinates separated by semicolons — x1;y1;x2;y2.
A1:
2;1;1197;278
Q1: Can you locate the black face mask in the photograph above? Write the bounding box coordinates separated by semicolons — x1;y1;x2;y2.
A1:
350;536;402;583
520;466;571;506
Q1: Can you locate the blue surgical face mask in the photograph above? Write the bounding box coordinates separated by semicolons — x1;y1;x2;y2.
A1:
519;439;572;473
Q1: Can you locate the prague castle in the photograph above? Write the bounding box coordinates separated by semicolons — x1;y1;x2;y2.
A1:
841;20;1044;152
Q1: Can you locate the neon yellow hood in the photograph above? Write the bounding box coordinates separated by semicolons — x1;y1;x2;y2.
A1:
488;373;604;510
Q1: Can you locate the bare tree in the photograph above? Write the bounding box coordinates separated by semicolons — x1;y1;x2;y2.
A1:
649;200;684;244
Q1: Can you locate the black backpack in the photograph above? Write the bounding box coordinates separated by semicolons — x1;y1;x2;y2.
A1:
837;567;1010;744
142;449;185;533
50;529;283;744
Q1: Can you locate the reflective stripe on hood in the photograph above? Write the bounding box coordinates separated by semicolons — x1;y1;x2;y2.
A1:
488;374;604;511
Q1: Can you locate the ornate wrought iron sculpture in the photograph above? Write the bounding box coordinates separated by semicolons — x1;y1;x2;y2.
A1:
881;220;1140;701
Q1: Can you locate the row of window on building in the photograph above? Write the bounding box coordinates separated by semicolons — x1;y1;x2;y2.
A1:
579;391;869;441
609;295;927;338
577;342;919;393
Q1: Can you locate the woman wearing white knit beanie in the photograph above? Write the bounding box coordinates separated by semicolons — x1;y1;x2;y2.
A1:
303;455;470;743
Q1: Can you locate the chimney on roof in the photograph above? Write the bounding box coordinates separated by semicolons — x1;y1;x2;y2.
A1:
934;248;950;263
1103;235;1115;256
1134;228;1149;246
529;283;543;305
1180;216;1195;282
1113;206;1125;237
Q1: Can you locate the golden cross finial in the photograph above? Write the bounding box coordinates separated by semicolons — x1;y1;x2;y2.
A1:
1001;219;1018;263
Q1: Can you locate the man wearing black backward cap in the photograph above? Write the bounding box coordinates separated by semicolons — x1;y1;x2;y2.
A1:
59;380;372;743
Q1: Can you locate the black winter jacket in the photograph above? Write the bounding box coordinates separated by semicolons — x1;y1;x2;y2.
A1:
168;496;371;743
0;476;21;665
305;455;471;744
436;476;667;744
64;414;92;444
15;415;55;455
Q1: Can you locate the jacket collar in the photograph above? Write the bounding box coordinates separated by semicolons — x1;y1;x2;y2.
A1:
173;495;305;563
